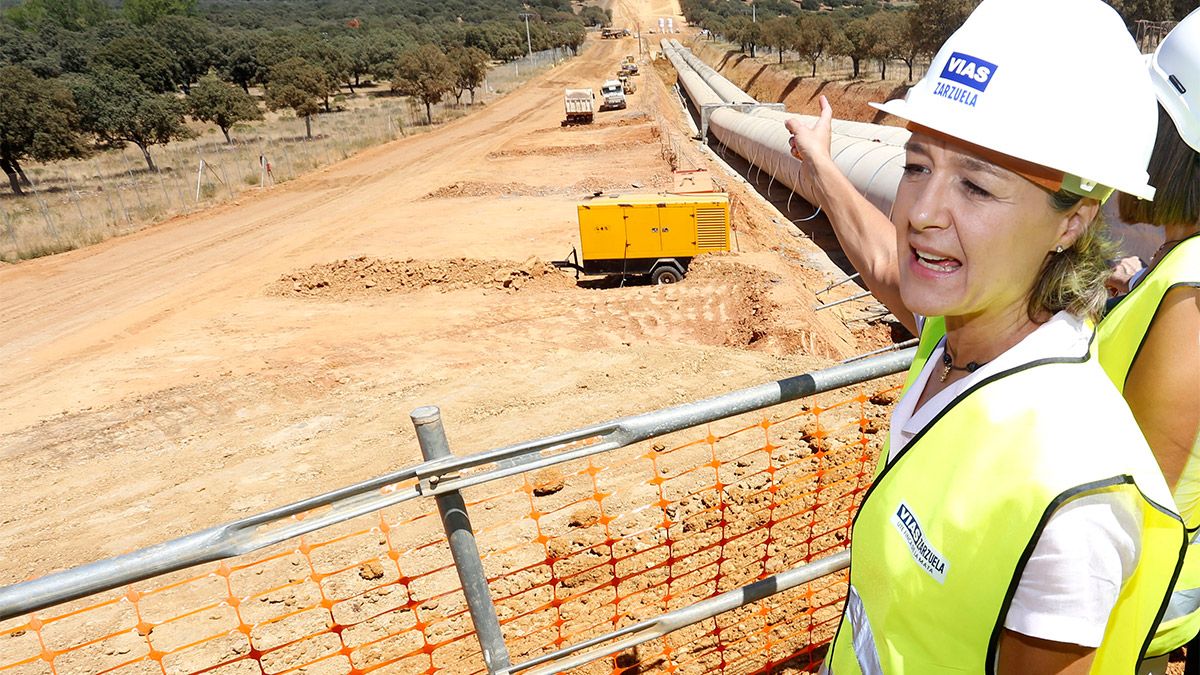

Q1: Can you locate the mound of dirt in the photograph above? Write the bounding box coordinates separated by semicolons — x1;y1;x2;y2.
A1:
422;172;673;200
682;258;779;349
687;257;839;358
421;182;550;199
540;114;652;133
569;172;672;194
270;256;574;299
487;141;643;159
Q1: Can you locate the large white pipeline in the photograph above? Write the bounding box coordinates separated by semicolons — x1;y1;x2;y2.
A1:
662;41;902;212
709;110;905;214
664;45;723;107
664;39;908;146
754;109;911;147
669;40;756;105
662;40;905;214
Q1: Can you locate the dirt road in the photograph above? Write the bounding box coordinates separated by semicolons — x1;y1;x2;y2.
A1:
0;0;881;593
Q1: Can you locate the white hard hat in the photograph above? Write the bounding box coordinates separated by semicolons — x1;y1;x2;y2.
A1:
1150;7;1200;153
872;0;1158;201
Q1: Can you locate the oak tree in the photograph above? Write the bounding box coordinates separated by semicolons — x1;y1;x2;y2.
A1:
0;65;90;195
794;14;839;78
761;16;799;65
93;34;182;93
908;0;974;59
265;57;330;139
389;44;453;125
151;15;217;92
839;18;872;79
447;46;489;105
189;70;262;143
124;0;197;27
68;66;194;171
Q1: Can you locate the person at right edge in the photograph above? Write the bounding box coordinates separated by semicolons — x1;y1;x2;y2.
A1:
782;0;1186;673
1097;8;1200;674
787;3;1199;672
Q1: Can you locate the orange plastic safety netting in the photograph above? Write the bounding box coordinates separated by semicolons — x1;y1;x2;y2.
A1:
0;382;900;675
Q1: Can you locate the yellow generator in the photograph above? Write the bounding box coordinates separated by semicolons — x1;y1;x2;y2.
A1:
553;192;731;284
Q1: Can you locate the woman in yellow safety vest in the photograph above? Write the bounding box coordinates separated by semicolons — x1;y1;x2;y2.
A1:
1096;8;1200;669
785;0;1186;672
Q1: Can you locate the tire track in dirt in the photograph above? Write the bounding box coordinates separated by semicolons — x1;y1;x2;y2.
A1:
0;37;640;406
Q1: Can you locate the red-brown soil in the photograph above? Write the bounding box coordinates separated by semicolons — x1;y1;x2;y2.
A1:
0;4;909;673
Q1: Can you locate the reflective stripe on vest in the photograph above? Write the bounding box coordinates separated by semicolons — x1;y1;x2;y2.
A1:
1097;235;1200;657
1163;526;1200;623
1148;514;1200;656
845;585;884;675
827;328;1185;674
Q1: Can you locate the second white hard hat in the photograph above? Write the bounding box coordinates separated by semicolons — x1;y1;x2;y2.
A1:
1150;6;1200;153
872;0;1159;201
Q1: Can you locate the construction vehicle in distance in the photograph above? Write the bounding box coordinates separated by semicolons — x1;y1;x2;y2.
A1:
599;80;627;111
562;88;595;126
601;28;630;38
552;192;732;284
619;75;636;94
620;55;639;76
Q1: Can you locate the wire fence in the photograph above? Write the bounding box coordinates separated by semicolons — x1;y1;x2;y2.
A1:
0;46;575;264
0;351;910;675
483;47;577;97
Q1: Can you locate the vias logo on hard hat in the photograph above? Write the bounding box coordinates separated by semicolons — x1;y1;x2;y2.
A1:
932;52;998;108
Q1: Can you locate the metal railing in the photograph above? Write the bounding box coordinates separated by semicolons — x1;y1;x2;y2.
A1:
0;347;914;673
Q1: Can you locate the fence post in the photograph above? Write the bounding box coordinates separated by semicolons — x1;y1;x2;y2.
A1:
195;158;205;202
410;406;512;674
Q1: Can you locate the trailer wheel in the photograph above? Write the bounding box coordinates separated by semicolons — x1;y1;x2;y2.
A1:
652;267;683;285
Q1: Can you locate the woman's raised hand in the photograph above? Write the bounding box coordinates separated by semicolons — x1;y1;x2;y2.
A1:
784;95;835;206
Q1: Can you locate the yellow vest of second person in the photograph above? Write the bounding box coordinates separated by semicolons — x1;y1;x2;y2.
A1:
1097;233;1200;657
827;319;1185;674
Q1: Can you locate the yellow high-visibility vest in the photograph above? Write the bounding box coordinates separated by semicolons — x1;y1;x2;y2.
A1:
1097;233;1200;657
828;318;1185;674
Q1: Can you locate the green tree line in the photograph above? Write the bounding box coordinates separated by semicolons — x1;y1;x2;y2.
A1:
682;0;1195;81
0;0;594;194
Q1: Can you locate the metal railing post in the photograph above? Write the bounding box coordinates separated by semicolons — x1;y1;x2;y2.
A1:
411;406;512;674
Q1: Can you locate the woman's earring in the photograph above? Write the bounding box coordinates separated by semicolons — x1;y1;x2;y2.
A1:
1055;245;1064;254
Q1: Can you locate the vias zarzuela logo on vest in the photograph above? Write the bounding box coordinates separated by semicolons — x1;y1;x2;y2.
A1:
892;502;949;583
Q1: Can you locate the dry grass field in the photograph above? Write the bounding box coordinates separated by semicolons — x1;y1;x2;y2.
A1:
0;4;927;672
0;48;569;263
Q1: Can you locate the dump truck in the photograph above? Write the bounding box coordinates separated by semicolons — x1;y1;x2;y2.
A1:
599;80;626;111
552;192;732;284
601;28;629;38
562;88;595;126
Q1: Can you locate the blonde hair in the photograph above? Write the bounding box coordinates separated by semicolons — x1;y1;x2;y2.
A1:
1028;190;1117;323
